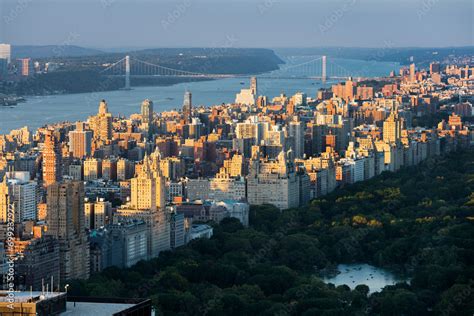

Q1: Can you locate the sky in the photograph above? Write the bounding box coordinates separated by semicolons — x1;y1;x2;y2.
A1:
0;0;473;49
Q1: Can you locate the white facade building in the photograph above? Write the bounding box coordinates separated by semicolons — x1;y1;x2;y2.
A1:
235;88;256;105
0;44;11;63
6;172;37;221
209;176;246;201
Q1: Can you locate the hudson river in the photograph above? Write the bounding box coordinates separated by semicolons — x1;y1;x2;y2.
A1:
0;56;399;134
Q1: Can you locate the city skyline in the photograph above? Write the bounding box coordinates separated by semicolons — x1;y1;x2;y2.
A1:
0;1;473;314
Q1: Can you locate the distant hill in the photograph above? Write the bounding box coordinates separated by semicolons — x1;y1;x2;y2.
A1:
125;47;285;74
11;47;284;74
3;47;284;95
131;47;282;58
12;45;105;59
275;46;474;66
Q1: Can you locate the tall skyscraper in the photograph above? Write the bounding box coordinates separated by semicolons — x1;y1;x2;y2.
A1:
17;58;32;76
409;63;416;82
130;150;166;211
42;130;62;187
0;43;11;63
7;175;37;221
430;62;441;74
383;104;403;144
46;181;90;282
47;181;84;239
141;99;154;125
141;99;154;137
117;148;170;258
68;130;92;158
288;118;305;159
183;90;192;123
250;76;258;96
0;176;11;222
89;100;112;142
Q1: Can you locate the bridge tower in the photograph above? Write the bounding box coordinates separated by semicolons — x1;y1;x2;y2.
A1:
322;55;327;83
125;55;131;90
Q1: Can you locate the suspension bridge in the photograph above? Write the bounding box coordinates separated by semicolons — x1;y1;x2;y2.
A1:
100;55;355;89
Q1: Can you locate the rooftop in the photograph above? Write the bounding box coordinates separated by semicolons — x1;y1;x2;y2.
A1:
191;224;213;233
61;301;135;316
0;292;152;316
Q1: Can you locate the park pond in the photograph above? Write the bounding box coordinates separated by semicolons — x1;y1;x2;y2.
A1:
322;263;409;293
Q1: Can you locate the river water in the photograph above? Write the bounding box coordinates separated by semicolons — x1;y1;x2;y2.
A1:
0;56;399;134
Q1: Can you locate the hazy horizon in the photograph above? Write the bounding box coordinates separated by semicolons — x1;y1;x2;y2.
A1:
1;0;472;48
7;44;474;50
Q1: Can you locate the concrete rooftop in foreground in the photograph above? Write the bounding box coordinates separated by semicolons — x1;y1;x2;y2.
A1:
61;301;135;315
